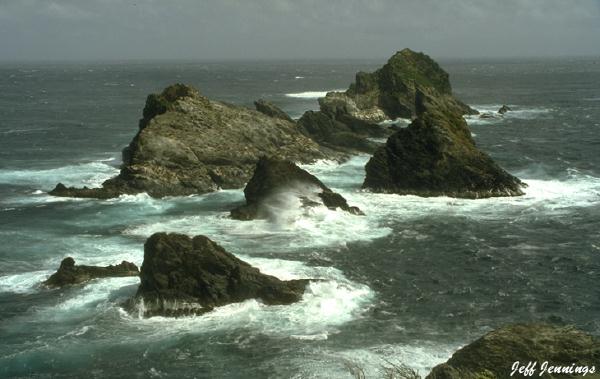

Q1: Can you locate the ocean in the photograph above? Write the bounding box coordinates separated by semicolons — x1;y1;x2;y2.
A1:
1;57;599;378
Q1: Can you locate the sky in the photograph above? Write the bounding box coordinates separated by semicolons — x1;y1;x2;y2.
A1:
1;0;599;61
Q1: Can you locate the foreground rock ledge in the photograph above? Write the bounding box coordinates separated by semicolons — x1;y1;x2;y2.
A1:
128;233;311;317
426;323;600;379
43;257;139;288
363;87;525;198
50;84;328;199
230;156;363;220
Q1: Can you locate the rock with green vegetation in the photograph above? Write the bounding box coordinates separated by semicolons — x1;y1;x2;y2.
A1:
426;323;600;379
363;87;525;198
128;233;311;317
231;156;363;220
50;84;329;199
254;99;294;122
319;48;477;122
43;257;139;288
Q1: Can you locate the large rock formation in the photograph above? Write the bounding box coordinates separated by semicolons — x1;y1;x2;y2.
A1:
362;87;525;198
427;324;600;379
230;157;362;220
50;84;328;199
43;257;139;288
130;233;311;317
318;48;477;122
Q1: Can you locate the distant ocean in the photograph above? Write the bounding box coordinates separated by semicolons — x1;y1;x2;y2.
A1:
1;57;599;378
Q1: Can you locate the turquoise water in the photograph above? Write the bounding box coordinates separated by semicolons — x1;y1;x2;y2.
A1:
1;58;600;378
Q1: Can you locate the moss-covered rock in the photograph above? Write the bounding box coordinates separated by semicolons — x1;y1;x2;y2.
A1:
320;48;477;121
362;87;524;198
427;324;600;379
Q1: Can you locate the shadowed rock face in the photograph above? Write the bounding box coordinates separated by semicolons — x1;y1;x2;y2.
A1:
230;157;363;220
43;257;139;288
50;84;329;199
130;233;311;317
363;87;525;198
254;99;294;123
426;324;600;379
297;110;389;154
319;48;477;122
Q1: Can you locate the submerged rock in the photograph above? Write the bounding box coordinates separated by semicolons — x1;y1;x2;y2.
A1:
498;104;511;114
50;84;328;199
426;323;600;379
363;87;525;198
43;257;139;288
130;233;311;317
254;99;294;122
231;157;363;220
319;48;477;122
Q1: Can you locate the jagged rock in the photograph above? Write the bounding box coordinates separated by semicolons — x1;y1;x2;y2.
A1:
363;87;525;198
50;84;329;199
427;323;600;379
231;157;363;220
129;233;311;317
297;110;384;153
43;257;139;288
498;104;511;114
254;99;294;122
319;48;477;122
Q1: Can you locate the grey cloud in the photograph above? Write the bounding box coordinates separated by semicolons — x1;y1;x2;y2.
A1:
0;0;599;61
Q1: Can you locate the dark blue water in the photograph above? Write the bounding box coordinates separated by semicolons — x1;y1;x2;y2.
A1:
1;58;599;378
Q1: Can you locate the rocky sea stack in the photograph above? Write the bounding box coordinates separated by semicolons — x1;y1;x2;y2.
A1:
43;257;139;288
230;157;362;220
319;48;477;122
427;323;600;379
130;233;311;317
363;87;525;198
50;84;327;199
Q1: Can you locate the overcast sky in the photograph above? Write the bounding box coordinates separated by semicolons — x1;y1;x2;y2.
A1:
1;0;599;61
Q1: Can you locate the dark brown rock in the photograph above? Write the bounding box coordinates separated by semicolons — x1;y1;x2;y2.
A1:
231;157;363;220
254;99;294;122
498;104;511;114
129;233;311;317
43;257;139;288
363;87;525;198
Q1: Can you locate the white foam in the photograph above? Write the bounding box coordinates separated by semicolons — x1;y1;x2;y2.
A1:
320;342;459;378
121;262;374;338
464;104;553;125
0;270;53;294
285;90;345;99
0;161;119;190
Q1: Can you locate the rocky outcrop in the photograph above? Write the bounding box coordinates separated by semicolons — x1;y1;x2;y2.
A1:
231;157;362;220
498;104;511;114
297;110;387;153
319;48;477;122
50;84;328;199
43;257;139;288
254;99;294;122
363;87;525;198
129;233;311;317
427;324;600;379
